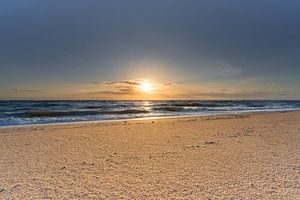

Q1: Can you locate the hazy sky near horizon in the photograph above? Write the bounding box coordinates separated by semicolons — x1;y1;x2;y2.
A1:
1;0;300;100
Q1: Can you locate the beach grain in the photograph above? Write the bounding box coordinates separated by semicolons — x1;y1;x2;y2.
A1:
0;111;299;199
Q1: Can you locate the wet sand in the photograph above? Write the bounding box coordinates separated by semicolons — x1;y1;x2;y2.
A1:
0;111;299;199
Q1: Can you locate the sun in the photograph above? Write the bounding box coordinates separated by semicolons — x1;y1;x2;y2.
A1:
140;82;153;93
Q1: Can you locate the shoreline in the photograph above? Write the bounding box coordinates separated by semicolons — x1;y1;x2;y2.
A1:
1;108;299;129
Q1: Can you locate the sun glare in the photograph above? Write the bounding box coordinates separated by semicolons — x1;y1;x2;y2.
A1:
140;82;153;93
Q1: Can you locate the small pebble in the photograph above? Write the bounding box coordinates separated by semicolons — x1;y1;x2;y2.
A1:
205;141;217;144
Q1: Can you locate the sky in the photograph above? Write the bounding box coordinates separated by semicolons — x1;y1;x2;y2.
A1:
0;0;300;100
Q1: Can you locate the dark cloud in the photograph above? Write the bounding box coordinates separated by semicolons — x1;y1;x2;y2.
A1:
87;79;141;97
105;80;141;86
105;80;140;94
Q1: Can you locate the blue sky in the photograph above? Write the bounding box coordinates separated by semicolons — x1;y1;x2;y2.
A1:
1;0;300;99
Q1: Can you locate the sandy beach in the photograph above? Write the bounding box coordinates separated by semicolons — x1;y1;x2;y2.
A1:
0;111;299;199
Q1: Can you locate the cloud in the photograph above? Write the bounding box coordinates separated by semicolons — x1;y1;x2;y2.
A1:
217;66;242;77
86;90;127;95
84;87;138;100
55;49;81;61
91;81;101;85
241;76;264;84
104;80;141;95
91;80;142;86
42;44;82;61
105;80;141;86
220;89;229;92
86;79;142;97
10;88;40;93
84;79;175;99
183;90;296;99
207;59;243;77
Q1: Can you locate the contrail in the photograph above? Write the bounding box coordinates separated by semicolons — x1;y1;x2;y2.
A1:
54;49;82;61
41;44;82;61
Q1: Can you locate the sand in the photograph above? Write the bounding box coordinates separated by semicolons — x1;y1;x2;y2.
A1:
0;111;299;199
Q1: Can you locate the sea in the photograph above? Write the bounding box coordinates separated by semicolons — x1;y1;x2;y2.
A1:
0;100;299;127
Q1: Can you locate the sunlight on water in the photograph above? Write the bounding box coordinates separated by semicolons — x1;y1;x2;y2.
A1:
0;100;299;126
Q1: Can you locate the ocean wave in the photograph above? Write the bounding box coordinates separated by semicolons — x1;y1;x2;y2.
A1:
174;103;223;107
83;106;108;109
160;102;235;107
153;106;185;112
1;100;300;126
82;104;128;109
21;109;149;117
